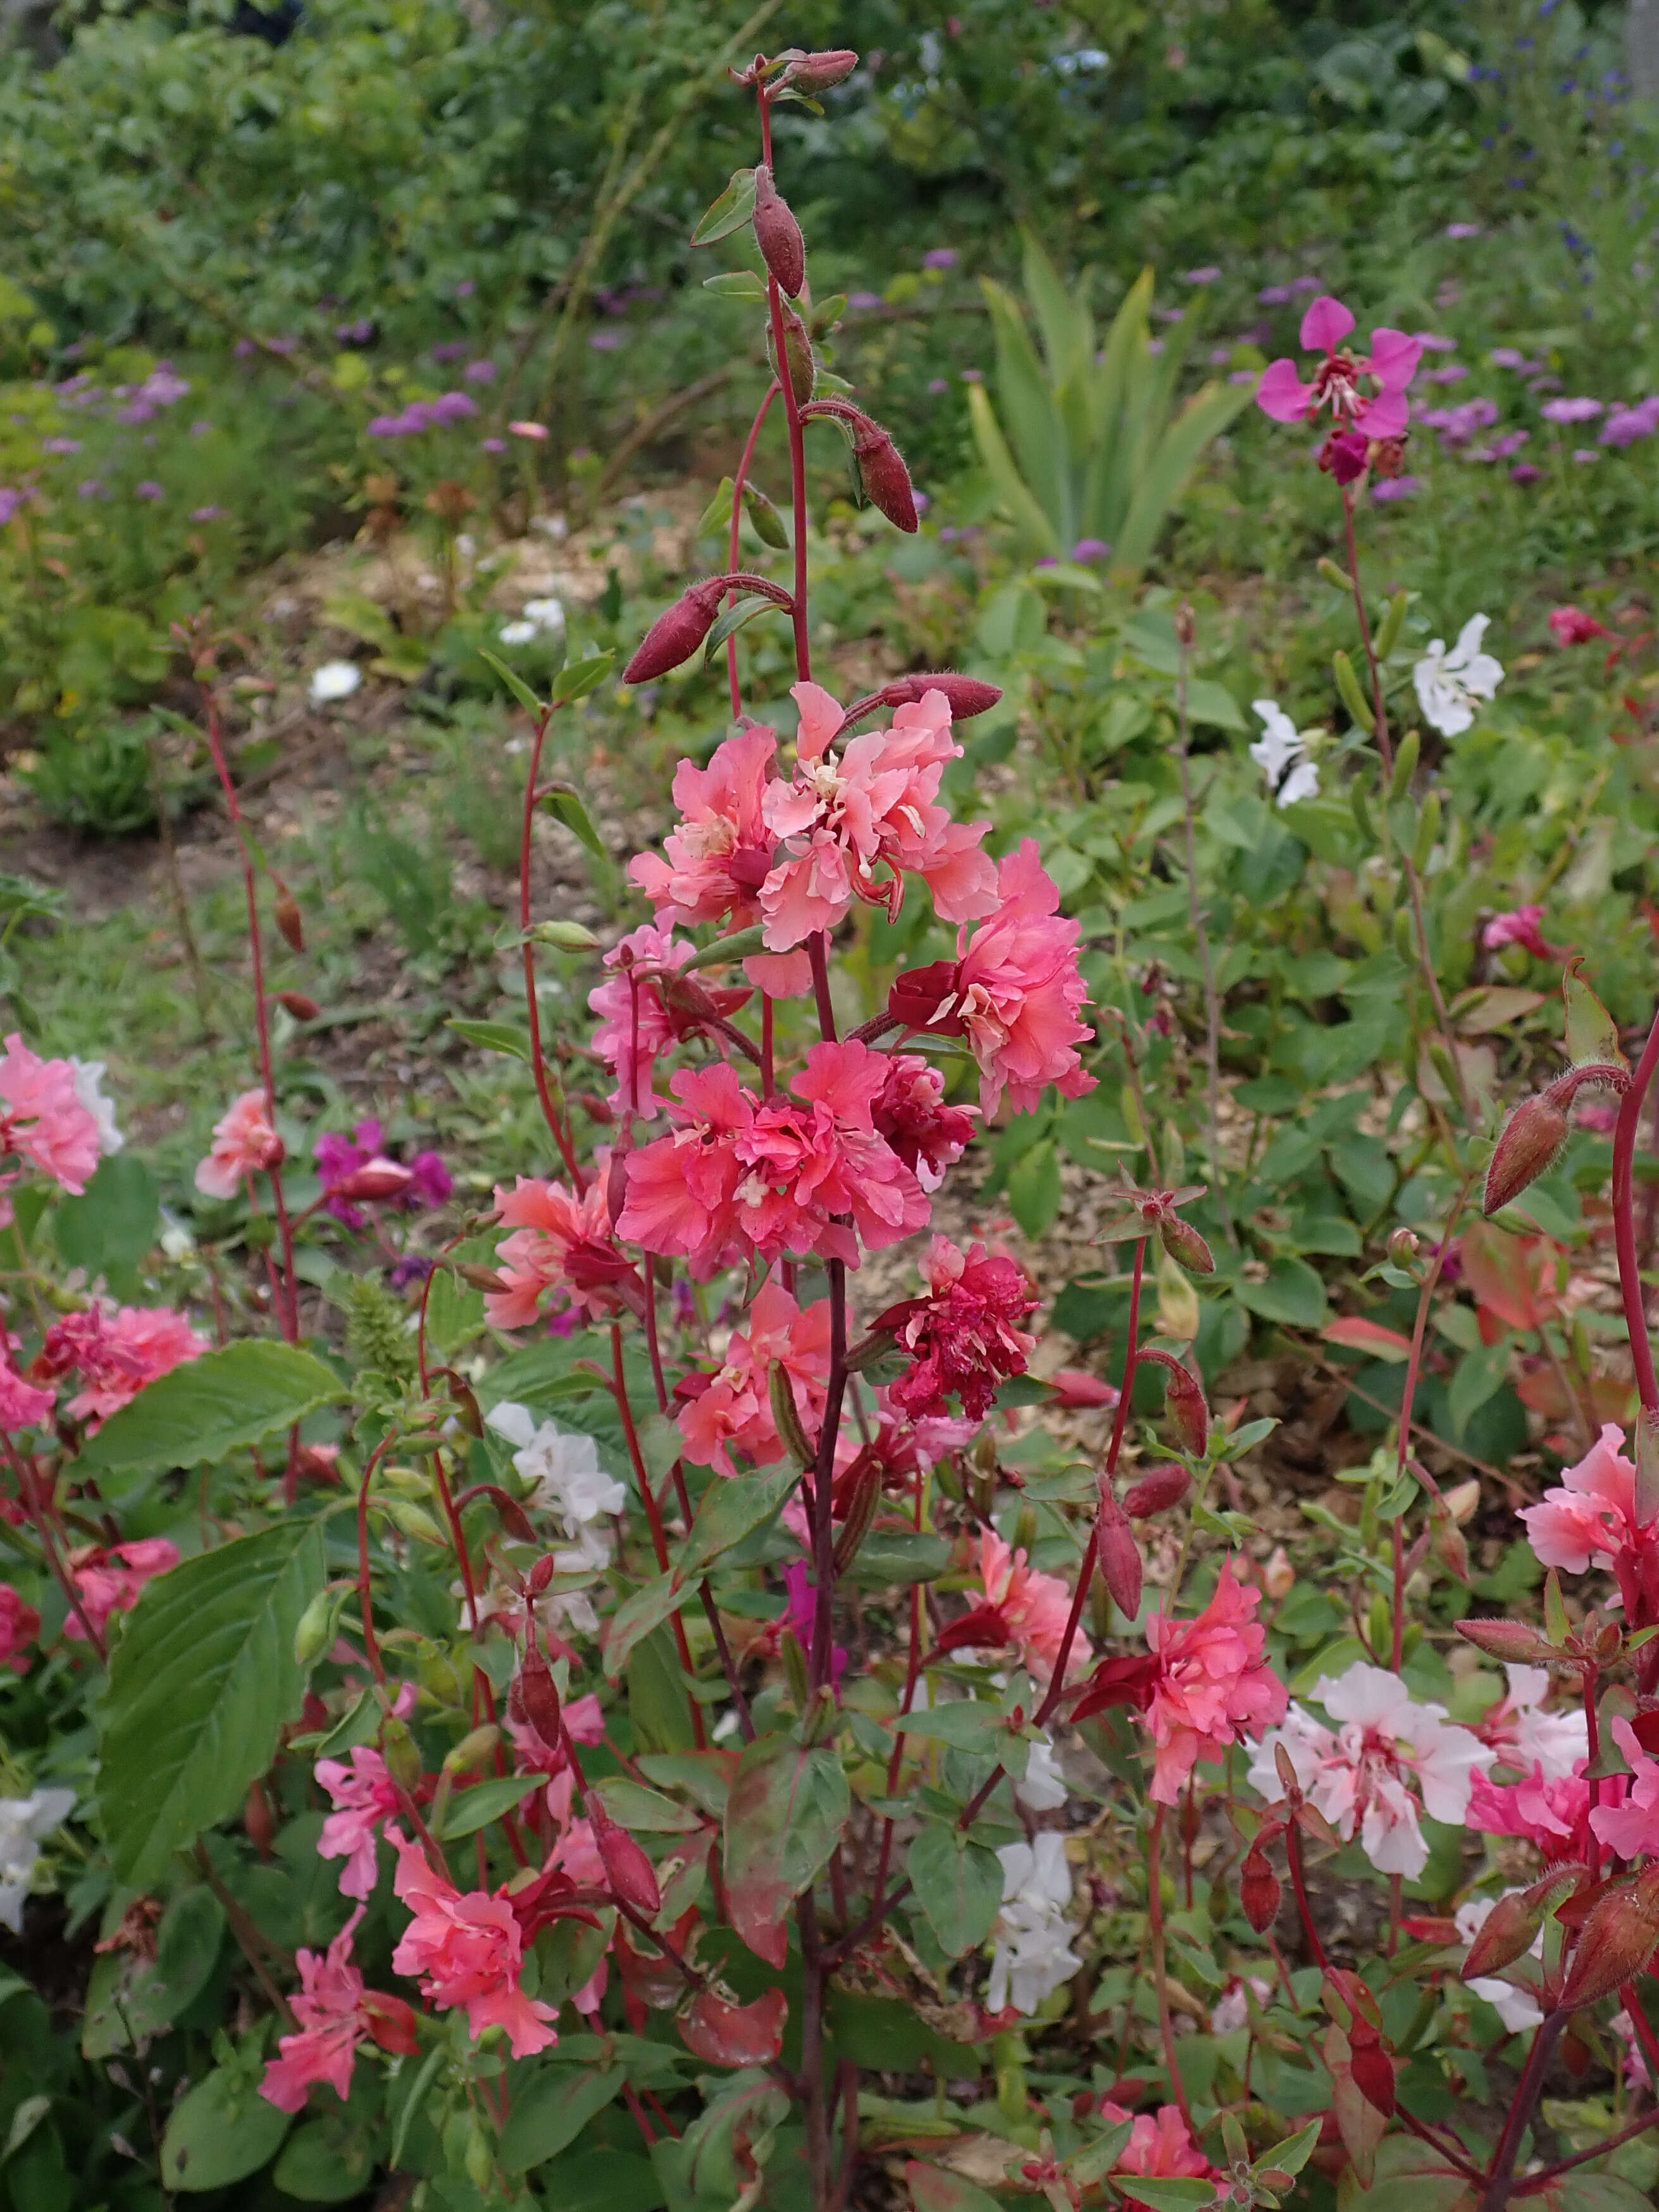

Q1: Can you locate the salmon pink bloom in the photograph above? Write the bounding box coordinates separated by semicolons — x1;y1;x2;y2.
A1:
676;1279;832;1476
587;923;752;1121
1589;1718;1659;1860
387;1825;558;2054
37;1303;208;1427
0;1358;54;1432
1100;2103;1213;2180
1256;295;1422;440
0;1586;39;1673
1520;1422;1659;1628
1483;905;1563;960
879;1237;1038;1422
259;1907;419;2111
317;1746;402;1899
1141;1561;1288;1804
486;1172;638;1330
194;1088;283;1199
0;1034;102;1195
64;1538;178;1642
1469;1761;1597;1861
978;1529;1087;1684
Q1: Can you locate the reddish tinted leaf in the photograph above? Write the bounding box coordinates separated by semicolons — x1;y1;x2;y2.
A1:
679;1985;787;2066
1459;1220;1560;1334
723;1734;849;1969
1322;1315;1414;1360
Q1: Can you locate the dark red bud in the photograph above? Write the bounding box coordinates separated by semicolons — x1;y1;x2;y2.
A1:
1121;1463;1191;1517
1484;1090;1569;1215
885;671;1003;719
929;1601;1012;1660
592;1803;662;1919
510;1644;562;1746
275;991;321;1021
888;959;964;1036
623;579;726;684
1048;1367;1117;1410
1138;1348;1209;1458
1349;2041;1397;2117
273;879;304;953
331;1159;415;1203
1558;1874;1659;2010
1462;1890;1544;1980
753;165;805;299
853;423;917;532
527;1554;558;1598
455;1262;509;1294
361;1989;421;2055
1241;1844;1281;1934
1095;1494;1143;1621
786;47;858;90
571;1089;615;1126
606;1149;630;1231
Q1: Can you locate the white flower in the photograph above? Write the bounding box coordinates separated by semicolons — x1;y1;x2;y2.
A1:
485;1401;625;1526
987;1832;1081;2015
1486;1662;1588;1782
1248;1661;1492;1880
0;1789;77;1933
1249;699;1320;809
500;597;566;649
309;660;363;705
1412;614;1503;736
498;620;538;645
159;1213;196;1262
70;1059;123;1155
1456;1895;1544;2033
1014;1730;1069;1814
1210;1973;1273;2035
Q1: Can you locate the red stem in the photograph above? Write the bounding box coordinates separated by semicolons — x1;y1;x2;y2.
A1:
609;1324;705;1748
1146;1805;1193;2126
758;95;811;685
1284;1817;1329;1972
518;704;584;1187
1612;1002;1659;1414
728;383;781;716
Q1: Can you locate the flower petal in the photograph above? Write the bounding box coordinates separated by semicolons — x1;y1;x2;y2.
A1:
1366;326;1424;390
1255;359;1314;423
1299;294;1356;353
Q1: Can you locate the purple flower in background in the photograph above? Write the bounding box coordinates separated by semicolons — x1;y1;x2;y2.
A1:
1371;475;1422;500
1207;345;1233;365
589;330;623;352
847;290;882;310
316;1119;451;1227
191;504;227;521
234;339;256;359
1445;222;1482;239
0;489;22;525
456;279;476;297
1541;395;1604;423
191;419;213;437
1257;285;1292;305
1415;332;1457;352
479;437;506;453
430;391;478;422
116;402;157;425
1183;266;1221;283
264;336;297;356
781;1562;847;1693
1572;447;1599;464
144;368;189;406
368;413;409;437
1472;430;1531;461
1601;397;1659;445
960;367;983;382
135;480;165;500
1490;346;1527;368
388;1255;433;1292
463;358;497;383
406;1152;453;1209
1288;275;1320;294
1227;368;1259;384
1071;537;1112;562
431;340;467;362
926;376;948;394
912;490;929;514
1419;396;1499;444
1422;364;1469;385
923;247;959;270
77;478;107;500
40;437;80;456
1511;462;1543;483
335;320;376;345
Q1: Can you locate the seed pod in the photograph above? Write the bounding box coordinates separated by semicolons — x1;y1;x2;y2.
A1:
510;1644;562;1745
380;1717;422;1793
1484;1090;1569;1215
454;1262;509;1295
606;1147;630;1231
623;578;728;683
1558;1872;1659;2010
294;1582;344;1668
526;1553;558;1598
245;1777;276;1857
1388;728;1420;803
769;1362;816;1469
591;1801;662;1919
852;421;918;532
1157;1211;1215;1276
273;878;304;953
275;991;321;1021
752;165;805;299
1137;1347;1209;1458
832;1456;881;1572
1332;650;1374;733
1095;1493;1143;1622
1374;590;1409;659
1121;1463;1191;1517
443;1723;501;1774
1462;1889;1546;1980
1240;1843;1281;1933
786;47;858;90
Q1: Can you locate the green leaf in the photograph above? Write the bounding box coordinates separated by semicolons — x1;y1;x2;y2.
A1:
844;1531;952;1587
438;1774;542;1840
1184;677;1245;732
590;1776;703;1832
1112;379;1253;583
478;647;545;717
1449;1337;1511;1439
676;1462;800;1575
553;649;616;704
602;1572;685;1684
966;380;1062;557
702;592;785;664
53;1153;159;1281
99;1519;328;1884
540;782;608;861
703;271;768;299
271;2115;378;2203
724;1734;850;1968
1066;2122;1134;2187
690;167;758;247
1255;2119;1322;2180
499;2066;624;2173
73;1342;345;1489
447;1017;533;1062
161;2065;289;2192
697;476;737;537
533;2149;667;2212
1114;2183;1221;2212
1562;955;1625;1069
905;1827;1003;1957
895;1704;1003;1750
1235;1257;1331;1330
1007;1138;1061;1238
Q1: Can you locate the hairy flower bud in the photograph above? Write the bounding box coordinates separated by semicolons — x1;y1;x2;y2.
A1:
623;578;728;683
1483;1089;1569;1216
510;1644;562;1746
1558;1872;1659;2010
1137;1348;1209;1458
1121;1463;1191;1517
1461;1889;1545;1980
883;671;1003;719
332;1159;416;1203
1095;1493;1143;1621
852;421;918;532
1157;1212;1215;1275
752;165;805;298
591;1801;662;1919
785;47;858;90
1455;1617;1558;1663
773;301;816;405
1241;1843;1281;1934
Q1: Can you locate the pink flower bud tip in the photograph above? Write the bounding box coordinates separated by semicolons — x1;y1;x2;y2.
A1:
623;580;726;683
788;48;858;91
885;671;1003;719
753;167;805;300
854;423;918;531
1095;1496;1143;1620
1121;1463;1190;1517
1483;1089;1569;1215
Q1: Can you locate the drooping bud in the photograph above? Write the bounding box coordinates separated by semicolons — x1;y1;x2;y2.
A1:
361;1989;421;2055
1156;1211;1215;1275
1455;1617;1558;1663
293;1581;345;1669
1240;1843;1282;1934
752;166;805;299
590;1801;662;1919
1048;1369;1119;1411
1136;1348;1209;1458
623;578;728;684
1095;1493;1143;1622
273;878;304;953
532;919;603;952
443;1723;501;1774
785;47;858;91
1558;1871;1659;2010
883;671;1002;719
1263;1546;1295;1601
331;1159;416;1203
851;421;918;532
510;1644;562;1746
1121;1463;1191;1518
1462;1889;1546;1980
1483;1089;1569;1216
275;991;321;1021
454;1262;509;1295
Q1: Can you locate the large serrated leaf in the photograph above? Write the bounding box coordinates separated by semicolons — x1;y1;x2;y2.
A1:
99;1519;328;1884
73;1341;345;1488
723;1734;849;1968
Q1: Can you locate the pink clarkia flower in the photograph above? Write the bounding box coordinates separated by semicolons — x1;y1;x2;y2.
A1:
757;681;997;948
64;1537;178;1642
1476;1662;1588;1780
387;1825;558;2055
891;841;1094;1116
485;1172;635;1330
1256;295;1424;439
194;1088;283;1199
676;1278;831;1476
1142;1560;1288;1805
978;1528;1088;1685
0;1584;40;1673
1588;1718;1659;1860
587;923;698;1120
1482;905;1565;960
1467;1761;1598;1862
1248;1661;1491;1879
0;1033;101;1195
1548;604;1613;647
619;1043;930;1277
259;1907;419;2111
0;1358;54;1432
870;1052;976;1190
879;1237;1038;1424
37;1303;206;1427
1099;2103;1213;2180
316;1747;402;1900
1519;1422;1659;1629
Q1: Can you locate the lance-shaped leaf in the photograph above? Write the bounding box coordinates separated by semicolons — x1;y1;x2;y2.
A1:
73;1341;345;1489
723;1732;850;1968
1562;954;1625;1070
690;166;759;247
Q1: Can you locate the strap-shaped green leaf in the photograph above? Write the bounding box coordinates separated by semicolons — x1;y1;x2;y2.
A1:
966;383;1060;557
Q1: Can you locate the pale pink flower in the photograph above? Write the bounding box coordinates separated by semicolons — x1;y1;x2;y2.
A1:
1257;295;1422;440
0;1359;54;1432
194;1088;283;1200
0;1034;101;1194
388;1826;557;2054
1100;2102;1214;2180
38;1304;207;1427
587;923;698;1120
316;1747;402;1900
64;1538;178;1642
1476;1663;1588;1781
979;1529;1086;1684
1209;1974;1273;2035
485;1173;633;1330
757;681;997;948
1142;1561;1288;1805
676;1279;832;1476
259;1907;419;2111
1588;1718;1659;1860
1519;1422;1659;1628
1482;905;1563;960
1249;1662;1491;1879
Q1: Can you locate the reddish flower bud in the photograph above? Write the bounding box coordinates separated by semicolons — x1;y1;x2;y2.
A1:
1241;1843;1281;1934
832;1455;881;1572
527;1553;559;1597
887;959;964;1036
1095;1494;1143;1622
245;1777;276;1857
1070;1651;1160;1722
606;1148;630;1232
881;671;1003;720
623;578;727;683
330;1159;415;1203
454;1262;509;1295
1558;1873;1659;2010
1483;1089;1569;1216
1348;2040;1397;2117
852;421;918;532
273;879;304;953
1048;1367;1118;1410
1137;1348;1209;1458
752;165;805;299
274;991;321;1021
773;301;816;405
1455;1617;1558;1663
591;1803;662;1920
1121;1463;1191;1517
1462;1889;1546;1980
509;1644;562;1746
785;48;858;91
361;1988;421;2056
1157;1212;1215;1275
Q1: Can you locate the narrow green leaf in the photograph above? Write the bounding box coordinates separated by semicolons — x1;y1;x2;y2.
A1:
702;270;767;299
541;782;608;860
74;1341;345;1487
438;1774;542;1840
690;168;759;247
479;647;548;717
447;1017;533;1062
590;1776;702;1832
552;649;615;705
702;593;785;665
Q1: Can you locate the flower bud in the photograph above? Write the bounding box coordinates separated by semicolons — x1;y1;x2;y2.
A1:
1240;1843;1281;1934
454;1262;509;1295
1484;1089;1569;1216
1348;2039;1397;2117
532;919;602;952
1095;1493;1143;1622
245;1777;276;1857
275;991;321;1021
1462;1889;1546;1980
1558;1872;1659;2010
509;1644;562;1746
1636;1405;1659;1531
1263;1546;1295;1601
773;301;816;405
591;1801;662;1919
1136;1348;1209;1458
273;878;304;953
1049;1368;1118;1411
623;578;728;683
785;47;858;90
606;1148;630;1231
332;1159;415;1203
887;958;963;1036
444;1723;501;1774
294;1582;344;1669
361;1989;421;2055
1157;1212;1215;1276
380;1717;422;1793
852;421;917;532
1121;1463;1191;1517
752;166;805;299
882;671;1003;720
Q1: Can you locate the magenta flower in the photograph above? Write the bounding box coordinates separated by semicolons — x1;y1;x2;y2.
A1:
1255;295;1422;439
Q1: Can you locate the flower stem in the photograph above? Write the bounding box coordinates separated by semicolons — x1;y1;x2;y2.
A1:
1174;616;1227;1231
1146;1805;1192;2125
1612;1000;1659;1414
518;703;584;1186
1479;2011;1564;2212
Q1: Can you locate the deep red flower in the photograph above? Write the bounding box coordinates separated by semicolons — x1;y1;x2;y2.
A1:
879;1236;1038;1421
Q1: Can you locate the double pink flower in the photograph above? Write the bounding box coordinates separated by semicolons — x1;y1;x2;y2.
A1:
387;1826;559;2056
1256;295;1423;441
676;1278;831;1476
1140;1562;1288;1805
260;1908;418;2112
